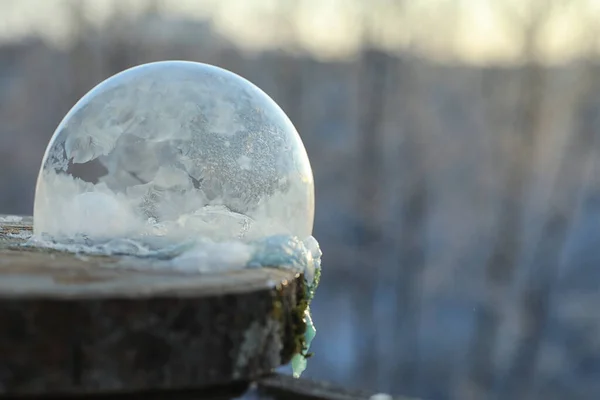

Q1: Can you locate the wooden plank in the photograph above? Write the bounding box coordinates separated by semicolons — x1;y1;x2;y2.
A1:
0;381;251;400
0;216;305;396
0;374;414;400
257;374;413;400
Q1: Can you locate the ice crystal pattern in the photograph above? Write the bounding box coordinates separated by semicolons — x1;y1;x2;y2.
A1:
34;61;314;243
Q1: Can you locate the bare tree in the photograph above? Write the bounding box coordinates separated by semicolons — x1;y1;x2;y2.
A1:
500;2;600;396
273;0;304;125
464;0;551;399
353;40;389;396
389;56;434;397
66;0;91;101
351;1;434;394
465;0;561;398
502;90;599;398
349;0;399;389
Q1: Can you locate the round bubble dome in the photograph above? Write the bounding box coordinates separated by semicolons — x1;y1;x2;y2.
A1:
34;61;314;243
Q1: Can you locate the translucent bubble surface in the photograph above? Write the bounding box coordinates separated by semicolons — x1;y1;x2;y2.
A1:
33;61;314;243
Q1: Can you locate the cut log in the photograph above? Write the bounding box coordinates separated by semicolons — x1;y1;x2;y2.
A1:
0;215;304;396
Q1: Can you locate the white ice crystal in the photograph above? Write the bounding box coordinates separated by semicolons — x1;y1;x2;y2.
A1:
34;61;314;244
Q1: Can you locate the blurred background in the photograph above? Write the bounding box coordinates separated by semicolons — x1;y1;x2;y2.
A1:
2;0;600;399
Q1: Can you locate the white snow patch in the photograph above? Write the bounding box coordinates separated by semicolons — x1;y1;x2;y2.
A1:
0;216;23;223
6;230;32;240
370;394;394;400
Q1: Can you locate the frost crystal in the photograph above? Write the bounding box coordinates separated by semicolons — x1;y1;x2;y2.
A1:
34;61;314;243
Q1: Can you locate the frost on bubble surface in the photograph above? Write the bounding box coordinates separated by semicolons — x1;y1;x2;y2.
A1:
34;61;314;243
32;61;320;377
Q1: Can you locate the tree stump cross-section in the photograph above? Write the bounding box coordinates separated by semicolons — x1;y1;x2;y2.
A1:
0;215;305;396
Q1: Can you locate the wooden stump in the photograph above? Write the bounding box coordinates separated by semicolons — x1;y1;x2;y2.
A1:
0;215;304;396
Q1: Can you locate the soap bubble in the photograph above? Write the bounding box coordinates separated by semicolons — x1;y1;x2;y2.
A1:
34;61;314;243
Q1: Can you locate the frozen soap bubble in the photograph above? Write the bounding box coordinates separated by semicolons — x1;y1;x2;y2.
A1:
33;61;314;244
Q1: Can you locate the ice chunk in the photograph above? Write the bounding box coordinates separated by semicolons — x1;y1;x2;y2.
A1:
171;240;254;273
0;216;23;223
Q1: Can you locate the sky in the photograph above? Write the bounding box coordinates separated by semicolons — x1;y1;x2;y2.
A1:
1;0;599;65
